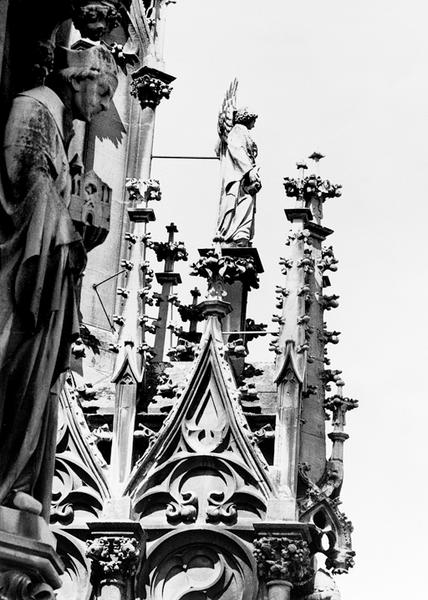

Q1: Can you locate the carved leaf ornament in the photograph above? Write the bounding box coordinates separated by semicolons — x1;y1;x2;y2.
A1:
86;536;140;580
253;536;313;586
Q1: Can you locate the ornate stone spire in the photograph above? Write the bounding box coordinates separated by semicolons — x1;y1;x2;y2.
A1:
269;155;357;578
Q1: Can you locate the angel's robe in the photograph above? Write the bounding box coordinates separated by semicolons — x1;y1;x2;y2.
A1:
0;86;85;517
216;123;259;244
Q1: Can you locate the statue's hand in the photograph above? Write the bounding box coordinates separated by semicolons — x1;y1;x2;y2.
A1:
244;167;262;194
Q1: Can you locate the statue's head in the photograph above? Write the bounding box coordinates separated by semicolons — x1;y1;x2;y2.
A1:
234;107;258;129
49;45;118;122
72;1;122;41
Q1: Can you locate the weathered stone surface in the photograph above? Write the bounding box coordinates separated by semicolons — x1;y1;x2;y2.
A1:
216;80;261;245
0;45;118;517
0;506;64;595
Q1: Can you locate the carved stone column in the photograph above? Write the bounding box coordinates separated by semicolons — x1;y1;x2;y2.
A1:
130;66;175;177
0;507;63;600
253;524;314;600
152;223;186;361
86;522;145;600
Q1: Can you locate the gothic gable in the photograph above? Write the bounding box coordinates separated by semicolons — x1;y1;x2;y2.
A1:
126;317;275;528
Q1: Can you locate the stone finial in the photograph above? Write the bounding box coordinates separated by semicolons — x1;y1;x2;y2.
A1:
324;387;358;432
283;171;342;224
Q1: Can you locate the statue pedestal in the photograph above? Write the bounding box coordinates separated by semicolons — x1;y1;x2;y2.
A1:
0;506;63;598
223;247;263;380
198;246;263;380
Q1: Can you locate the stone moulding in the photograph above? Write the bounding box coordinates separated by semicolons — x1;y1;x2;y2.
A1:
0;507;64;598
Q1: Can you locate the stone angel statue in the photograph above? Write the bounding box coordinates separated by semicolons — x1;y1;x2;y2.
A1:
215;79;261;246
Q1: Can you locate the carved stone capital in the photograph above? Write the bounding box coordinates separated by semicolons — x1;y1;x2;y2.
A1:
71;1;130;41
192;249;260;300
283;175;342;224
130;66;175;109
253;527;313;588
86;535;140;583
125;178;162;203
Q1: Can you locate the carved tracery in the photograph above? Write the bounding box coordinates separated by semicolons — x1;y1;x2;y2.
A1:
141;530;258;600
51;376;109;526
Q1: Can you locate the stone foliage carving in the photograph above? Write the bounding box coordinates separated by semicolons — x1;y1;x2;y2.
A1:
283;175;342;223
126;178;162;203
190;250;260;294
86;536;140;582
0;570;55;600
131;73;173;109
148;240;188;263
253;536;313;586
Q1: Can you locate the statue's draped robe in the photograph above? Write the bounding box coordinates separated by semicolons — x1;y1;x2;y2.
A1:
0;86;85;516
217;123;258;244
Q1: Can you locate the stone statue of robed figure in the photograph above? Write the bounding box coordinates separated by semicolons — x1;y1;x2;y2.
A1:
0;44;118;518
215;79;261;246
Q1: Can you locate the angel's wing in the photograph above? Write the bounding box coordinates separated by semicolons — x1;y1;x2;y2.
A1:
216;78;238;157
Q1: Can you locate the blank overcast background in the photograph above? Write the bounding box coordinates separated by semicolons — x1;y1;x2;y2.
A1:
142;1;428;598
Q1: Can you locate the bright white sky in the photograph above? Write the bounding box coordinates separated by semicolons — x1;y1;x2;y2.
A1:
147;1;428;598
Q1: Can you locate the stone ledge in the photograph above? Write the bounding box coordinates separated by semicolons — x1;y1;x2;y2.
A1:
0;507;63;589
